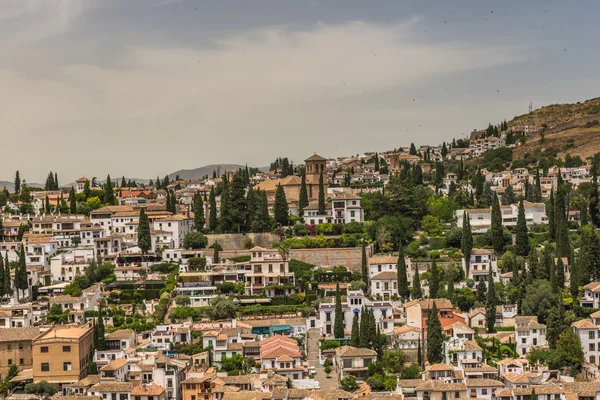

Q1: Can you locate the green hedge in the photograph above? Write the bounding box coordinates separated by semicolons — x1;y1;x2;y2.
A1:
428;237;447;250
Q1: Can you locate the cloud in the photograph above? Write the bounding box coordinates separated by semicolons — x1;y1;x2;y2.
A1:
0;18;526;179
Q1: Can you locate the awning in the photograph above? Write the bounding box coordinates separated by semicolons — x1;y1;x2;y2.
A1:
10;369;33;382
251;327;270;334
272;325;291;332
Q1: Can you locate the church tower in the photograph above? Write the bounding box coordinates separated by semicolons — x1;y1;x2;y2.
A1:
304;154;327;199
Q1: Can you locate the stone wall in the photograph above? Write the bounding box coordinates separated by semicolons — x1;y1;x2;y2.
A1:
219;246;365;271
205;233;280;250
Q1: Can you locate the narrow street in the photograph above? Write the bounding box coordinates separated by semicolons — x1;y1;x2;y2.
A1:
307;329;339;389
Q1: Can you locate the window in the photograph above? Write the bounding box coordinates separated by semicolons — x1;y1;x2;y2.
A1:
64;362;72;371
591;331;596;340
41;363;50;372
19;358;23;365
7;344;11;351
8;359;12;365
63;346;71;352
591;355;596;364
590;343;595;352
19;343;23;350
40;346;48;353
482;389;488;395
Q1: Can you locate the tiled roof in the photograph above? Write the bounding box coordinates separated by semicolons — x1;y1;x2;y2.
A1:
369;256;398;264
0;327;41;342
426;363;453;371
106;329;135;340
130;384;165;396
465;379;504;387
100;358;128;371
89;382;136;393
371;271;398;280
464;341;483;351
415;381;466;391
572;319;598;329
336;346;377;358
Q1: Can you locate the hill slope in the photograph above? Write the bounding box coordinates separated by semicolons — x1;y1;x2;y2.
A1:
168;164;246;181
509;97;600;129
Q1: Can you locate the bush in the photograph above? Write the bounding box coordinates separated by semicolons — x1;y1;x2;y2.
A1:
428;237;446;250
445;227;462;248
183;232;208;249
321;340;341;350
188;257;207;271
243;237;254;249
230;255;251;263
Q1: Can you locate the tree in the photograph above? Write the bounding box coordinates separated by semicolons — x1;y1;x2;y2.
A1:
24;381;58;399
3;253;11;298
193;194;205;231
68;187;77;214
183;232;208;249
15;246;28;300
501;184;517;205
274;184;289;226
209;187;218;231
350;312;360;347
429;258;439;298
299;172;309;216
397;246;409;299
417;341;422;368
63;280;82;297
0;252;4;299
546;301;570;349
412;266;422;299
547;190;556;238
521;280;559;324
476;280;487;303
490;193;505;253
318;172;326;215
324;365;332;378
554;328;585;374
426;302;443;364
219;179;233;232
211;296;237;320
359;306;369;348
340;375;357;392
485;267;496;333
531;389;538;400
461;213;473;275
95;307;106;351
515;199;529;257
409;143;417;156
213;242;222;264
137;208;151;254
591;162;600;227
446;267;455;303
14;171;20;194
334;282;344;339
104;175;114;205
229;173;247;232
361;241;369;288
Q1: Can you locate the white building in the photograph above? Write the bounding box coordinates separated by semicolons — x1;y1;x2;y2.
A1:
443;337;484;366
462;249;500;286
302;193;364;225
580;282;600;308
25;235;59;269
243;247;295;296
514;316;547;356
75;177;90;193
572;313;600;365
50;247;95;282
470;136;506;157
456;201;547;233
389;325;421;350
368;255;411;299
153;215;193;249
318;289;394;336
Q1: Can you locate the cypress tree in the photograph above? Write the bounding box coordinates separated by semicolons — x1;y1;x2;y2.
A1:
361;241;369;288
137;208;151;254
193;194;205;231
219;180;233;232
350;312;360;347
476;280;487;303
426;302;443;364
555;257;566;290
447;268;455;303
409;143;417;156
0;252;5;299
591;162;600;227
581;202;589;228
96;307;106;351
318;172;326;215
417;340;422;368
252;190;270;232
359;306;369;348
490;193;505;253
299;172;309;217
515;199;529;256
333;282;344;339
461;213;473;275
274;184;289;226
4;252;11;298
548;190;556;239
104;175;114;205
68;187;77;214
485;267;496;333
229;173;248;233
429;258;439;298
412;265;423;299
14;171;20;194
368;308;377;349
45;195;51;213
16;246;27;300
245;187;257;232
374;152;380;171
209;187;218;232
397;246;409;299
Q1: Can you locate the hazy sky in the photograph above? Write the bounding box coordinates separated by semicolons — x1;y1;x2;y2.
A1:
1;0;599;183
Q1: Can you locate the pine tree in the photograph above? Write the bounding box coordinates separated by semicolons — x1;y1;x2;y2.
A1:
193;194;205;231
397;246;409;299
209;187;218;232
412;265;422;299
426;303;443;364
490;193;505;253
137;208;151;254
461;213;473;275
359;306;369;348
318;172;326;215
14;171;20;194
333;282;344;339
68;187;77;214
274;184;289;226
229;173;248;233
361;241;369;288
515;199;529;257
429;258;439;298
350;312;360;347
299;172;309;217
485;267;496;333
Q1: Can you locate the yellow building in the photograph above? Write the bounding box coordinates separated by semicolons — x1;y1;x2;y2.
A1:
32;322;94;388
0;327;41;379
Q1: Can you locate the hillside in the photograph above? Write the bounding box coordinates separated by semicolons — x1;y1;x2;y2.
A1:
168;164;247;181
0;181;44;192
509;97;600;129
513;124;600;161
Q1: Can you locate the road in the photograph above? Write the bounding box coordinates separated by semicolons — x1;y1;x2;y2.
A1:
307;329;339;389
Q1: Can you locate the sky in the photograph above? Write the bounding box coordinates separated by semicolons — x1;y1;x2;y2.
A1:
1;0;600;183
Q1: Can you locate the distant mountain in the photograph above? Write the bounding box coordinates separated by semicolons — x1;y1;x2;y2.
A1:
0;181;44;192
168;164;248;181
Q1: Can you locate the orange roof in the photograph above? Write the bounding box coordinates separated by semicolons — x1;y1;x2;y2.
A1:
130;384;165;396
